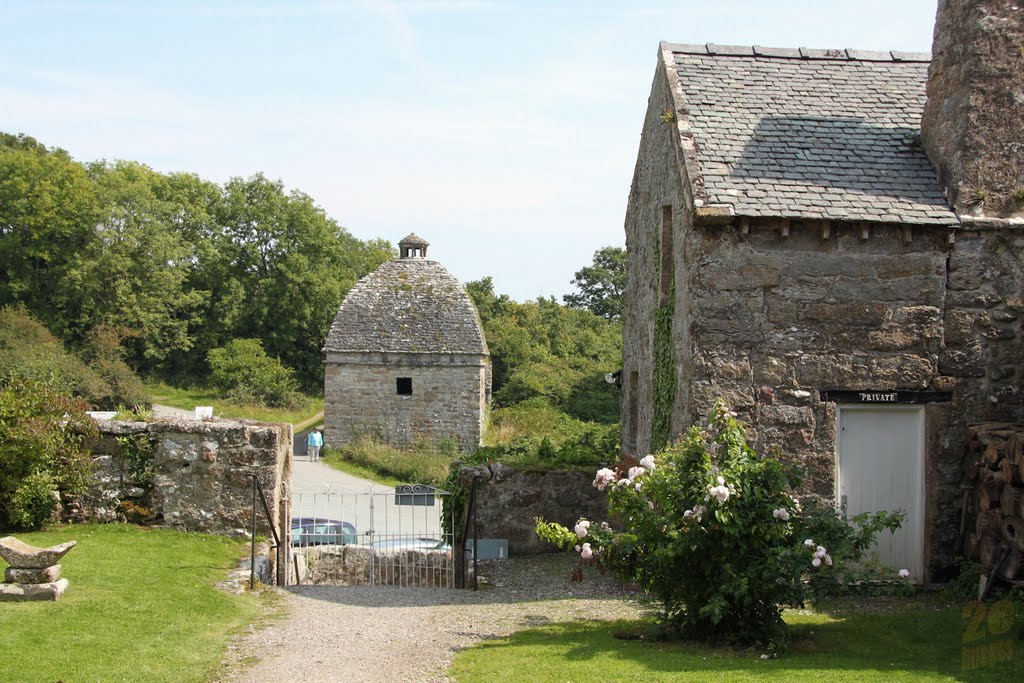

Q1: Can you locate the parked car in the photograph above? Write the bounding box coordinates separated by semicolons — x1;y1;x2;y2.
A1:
290;517;357;547
371;536;449;552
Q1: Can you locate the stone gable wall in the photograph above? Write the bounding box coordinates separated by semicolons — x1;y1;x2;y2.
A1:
324;352;487;453
70;419;292;539
622;57;695;456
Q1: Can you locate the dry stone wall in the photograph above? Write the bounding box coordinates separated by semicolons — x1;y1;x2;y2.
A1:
68;419;292;538
459;463;608;556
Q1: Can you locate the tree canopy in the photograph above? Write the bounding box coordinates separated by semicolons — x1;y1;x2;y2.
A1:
0;133;392;391
562;246;625;321
467;277;622;423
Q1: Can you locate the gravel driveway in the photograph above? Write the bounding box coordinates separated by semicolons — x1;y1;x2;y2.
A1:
221;554;647;683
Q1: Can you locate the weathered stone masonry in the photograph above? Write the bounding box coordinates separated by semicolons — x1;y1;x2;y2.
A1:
71;419;292;540
622;0;1023;581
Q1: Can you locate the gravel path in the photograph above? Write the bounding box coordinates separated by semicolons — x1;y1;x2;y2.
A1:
221;554;648;683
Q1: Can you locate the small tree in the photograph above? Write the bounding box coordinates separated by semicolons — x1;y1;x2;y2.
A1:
537;402;904;649
207;338;302;408
0;381;97;529
563;246;626;321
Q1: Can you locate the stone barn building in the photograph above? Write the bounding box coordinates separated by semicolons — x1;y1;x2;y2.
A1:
622;0;1023;581
322;234;490;453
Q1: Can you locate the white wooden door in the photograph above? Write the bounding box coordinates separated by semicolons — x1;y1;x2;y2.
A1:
837;406;925;581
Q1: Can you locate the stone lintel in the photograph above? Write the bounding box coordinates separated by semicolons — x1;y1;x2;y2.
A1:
956;215;1024;231
693;205;735;225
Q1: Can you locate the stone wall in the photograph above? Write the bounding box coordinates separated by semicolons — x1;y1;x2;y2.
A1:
295;545;454;587
624;205;1024;576
70;419;292;540
324;351;488;453
458;463;608;556
921;0;1024;217
682;224;952;497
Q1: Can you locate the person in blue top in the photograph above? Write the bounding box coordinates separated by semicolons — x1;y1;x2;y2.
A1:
307;428;324;462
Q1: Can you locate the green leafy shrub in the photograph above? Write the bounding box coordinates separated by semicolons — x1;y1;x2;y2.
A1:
0;381;97;529
79;325;150;409
208;338;304;409
8;471;58;529
483;397;618;468
0;307;148;409
536;402;906;650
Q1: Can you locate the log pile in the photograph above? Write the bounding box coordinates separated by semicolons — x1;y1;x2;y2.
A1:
963;423;1024;586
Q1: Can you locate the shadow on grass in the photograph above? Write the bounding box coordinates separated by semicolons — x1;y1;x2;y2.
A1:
286;553;650;608
450;610;1022;683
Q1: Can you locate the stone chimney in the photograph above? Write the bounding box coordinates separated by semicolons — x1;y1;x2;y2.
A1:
920;0;1024;220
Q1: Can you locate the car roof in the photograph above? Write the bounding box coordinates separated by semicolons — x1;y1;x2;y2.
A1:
290;517;353;526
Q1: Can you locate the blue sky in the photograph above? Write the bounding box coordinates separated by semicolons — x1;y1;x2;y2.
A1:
2;1;940;301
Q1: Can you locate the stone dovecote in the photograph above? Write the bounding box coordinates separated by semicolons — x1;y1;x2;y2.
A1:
623;1;1023;582
322;235;490;453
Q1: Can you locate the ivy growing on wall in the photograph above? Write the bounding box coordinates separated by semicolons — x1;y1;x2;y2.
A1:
650;214;677;454
651;300;676;453
116;433;159;486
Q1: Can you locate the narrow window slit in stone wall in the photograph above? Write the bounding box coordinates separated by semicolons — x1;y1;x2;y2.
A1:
397;377;413;395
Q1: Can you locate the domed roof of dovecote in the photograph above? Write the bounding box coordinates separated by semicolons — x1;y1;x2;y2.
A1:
323;243;488;356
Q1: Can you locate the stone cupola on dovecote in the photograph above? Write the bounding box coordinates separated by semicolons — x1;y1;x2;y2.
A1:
322;234;490;453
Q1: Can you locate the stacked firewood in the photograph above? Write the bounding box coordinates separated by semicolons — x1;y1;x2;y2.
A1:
964;423;1024;585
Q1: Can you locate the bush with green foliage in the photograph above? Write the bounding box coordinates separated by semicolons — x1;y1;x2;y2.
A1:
536;402;905;650
484;397;618;467
207;338;304;409
0;307;148;410
0;381;97;529
466;279;621;424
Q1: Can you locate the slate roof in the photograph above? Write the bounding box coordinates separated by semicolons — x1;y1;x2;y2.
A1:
323;257;488;356
666;43;957;225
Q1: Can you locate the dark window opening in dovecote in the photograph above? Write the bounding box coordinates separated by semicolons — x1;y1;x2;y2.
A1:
659;205;673;305
396;377;413;395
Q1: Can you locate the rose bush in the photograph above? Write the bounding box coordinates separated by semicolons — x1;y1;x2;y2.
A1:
536;401;903;649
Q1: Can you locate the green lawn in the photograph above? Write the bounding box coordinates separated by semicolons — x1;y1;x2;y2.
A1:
0;524;272;683
146;380;323;425
450;597;1022;682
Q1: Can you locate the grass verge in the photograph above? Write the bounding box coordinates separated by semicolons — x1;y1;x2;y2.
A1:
0;524;271;683
321;438;453;487
449;596;1023;682
146;380;323;425
319;450;405;488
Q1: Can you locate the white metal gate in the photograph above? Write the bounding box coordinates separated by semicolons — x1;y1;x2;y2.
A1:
837;406;925;581
290;484;456;588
